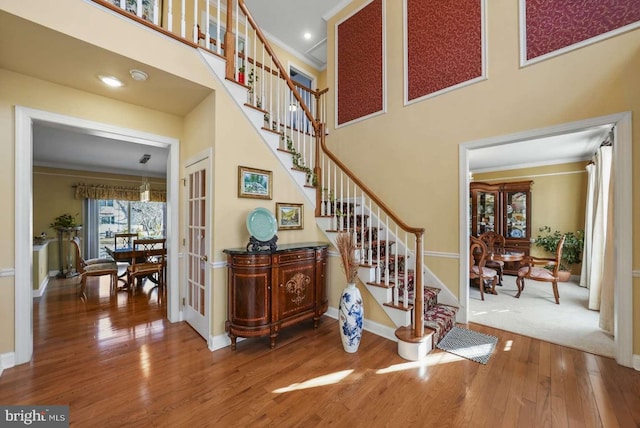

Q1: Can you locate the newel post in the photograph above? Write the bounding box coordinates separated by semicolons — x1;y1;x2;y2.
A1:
224;0;236;80
414;232;424;338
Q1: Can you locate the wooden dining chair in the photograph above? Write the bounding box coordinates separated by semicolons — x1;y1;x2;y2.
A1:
479;231;506;285
114;232;138;250
470;236;498;301
515;235;566;304
127;238;166;294
70;237;118;299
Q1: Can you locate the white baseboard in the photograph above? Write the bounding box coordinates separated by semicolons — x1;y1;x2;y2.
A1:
32;276;50;298
0;352;16;377
633;354;640;371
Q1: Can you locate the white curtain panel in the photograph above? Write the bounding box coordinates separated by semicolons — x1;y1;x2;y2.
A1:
580;163;595;288
587;146;612;318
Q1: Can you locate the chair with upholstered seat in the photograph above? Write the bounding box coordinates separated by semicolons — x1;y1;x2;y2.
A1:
515;235;566;304
470;236;498;301
70;237;118;299
479;231;506;285
127;238;166;295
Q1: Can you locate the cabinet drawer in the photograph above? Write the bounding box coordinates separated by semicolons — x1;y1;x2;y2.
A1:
230;255;271;267
277;250;314;264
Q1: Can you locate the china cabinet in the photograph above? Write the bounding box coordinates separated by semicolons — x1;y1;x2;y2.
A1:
223;242;328;350
470;181;533;274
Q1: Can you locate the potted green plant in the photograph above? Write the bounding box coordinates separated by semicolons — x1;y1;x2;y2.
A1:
533;226;584;281
50;213;80;230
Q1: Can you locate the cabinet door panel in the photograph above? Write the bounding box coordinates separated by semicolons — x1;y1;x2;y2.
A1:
230;270;270;327
276;261;316;319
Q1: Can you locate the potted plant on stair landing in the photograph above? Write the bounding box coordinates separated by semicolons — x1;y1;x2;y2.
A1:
336;231;363;353
533;226;584;282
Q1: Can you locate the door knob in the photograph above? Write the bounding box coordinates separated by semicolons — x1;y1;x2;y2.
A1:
200;255;208;262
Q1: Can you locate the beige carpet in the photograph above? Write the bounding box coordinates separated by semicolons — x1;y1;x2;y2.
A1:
469;275;614;358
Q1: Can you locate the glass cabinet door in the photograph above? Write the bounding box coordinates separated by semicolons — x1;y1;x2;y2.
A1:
476;191;497;235
505;191;527;239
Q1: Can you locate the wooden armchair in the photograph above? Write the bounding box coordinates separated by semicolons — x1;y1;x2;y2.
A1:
515;235;566;304
127;238;166;294
70;237;118;299
470;236;498;301
479;231;506;285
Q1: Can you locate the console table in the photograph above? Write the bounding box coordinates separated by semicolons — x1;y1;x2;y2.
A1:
223;242;329;350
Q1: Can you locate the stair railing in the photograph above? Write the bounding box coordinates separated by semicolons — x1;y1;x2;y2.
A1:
90;0;426;341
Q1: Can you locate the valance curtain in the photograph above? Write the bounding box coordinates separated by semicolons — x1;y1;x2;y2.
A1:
74;183;166;202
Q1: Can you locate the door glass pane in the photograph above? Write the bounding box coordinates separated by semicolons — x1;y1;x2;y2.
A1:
506;191;527;238
476;191;496;235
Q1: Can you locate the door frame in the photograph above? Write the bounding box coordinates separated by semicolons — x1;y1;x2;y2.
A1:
182;148;213;345
458;112;633;368
14;106;181;365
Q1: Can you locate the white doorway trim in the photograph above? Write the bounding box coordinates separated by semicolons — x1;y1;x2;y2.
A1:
458;112;633;368
14;106;181;365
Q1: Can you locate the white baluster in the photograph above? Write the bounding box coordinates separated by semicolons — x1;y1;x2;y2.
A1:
394;225;398;305
375;206;380;282
180;0;186;37
215;0;220;54
167;0;173;32
404;232;409;309
204;0;210;49
339;171;343;231
137;0;143;18
384;216;389;285
346;177;350;233
361;192;365;263
192;0;198;43
368;197;372;265
153;0;159;25
333;162;337;228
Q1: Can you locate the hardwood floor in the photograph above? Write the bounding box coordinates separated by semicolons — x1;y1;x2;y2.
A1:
1;276;639;427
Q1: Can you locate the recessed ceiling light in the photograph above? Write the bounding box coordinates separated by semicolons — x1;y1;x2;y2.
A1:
130;69;149;81
98;75;123;88
303;32;312;40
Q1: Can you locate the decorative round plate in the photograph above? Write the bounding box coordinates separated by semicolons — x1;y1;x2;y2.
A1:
246;207;277;241
510;229;523;238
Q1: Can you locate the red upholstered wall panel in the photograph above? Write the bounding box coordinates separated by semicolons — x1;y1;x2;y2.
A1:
526;0;640;60
337;0;383;126
407;0;482;102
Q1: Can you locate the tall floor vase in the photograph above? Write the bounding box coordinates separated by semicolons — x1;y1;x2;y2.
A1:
338;283;364;353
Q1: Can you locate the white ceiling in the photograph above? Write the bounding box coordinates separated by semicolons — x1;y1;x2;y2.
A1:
245;0;350;70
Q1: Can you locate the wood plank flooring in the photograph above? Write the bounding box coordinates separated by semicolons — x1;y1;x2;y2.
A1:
1;276;639;427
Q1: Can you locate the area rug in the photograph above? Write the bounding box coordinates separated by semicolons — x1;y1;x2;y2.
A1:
436;326;498;364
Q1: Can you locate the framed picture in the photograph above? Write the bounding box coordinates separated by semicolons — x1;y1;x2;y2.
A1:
238;166;272;199
276;203;304;230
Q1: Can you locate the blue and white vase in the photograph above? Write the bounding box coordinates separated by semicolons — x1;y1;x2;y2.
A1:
338;283;364;353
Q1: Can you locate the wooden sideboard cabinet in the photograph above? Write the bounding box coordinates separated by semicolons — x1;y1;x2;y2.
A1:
223;242;329;350
470;180;533;274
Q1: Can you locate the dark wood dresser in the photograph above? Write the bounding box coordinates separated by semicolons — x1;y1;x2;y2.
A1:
223;242;329;349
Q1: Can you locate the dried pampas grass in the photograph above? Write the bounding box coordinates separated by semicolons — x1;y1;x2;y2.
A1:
336;231;359;284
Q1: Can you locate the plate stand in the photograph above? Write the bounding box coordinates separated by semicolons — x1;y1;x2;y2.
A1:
246;235;278;252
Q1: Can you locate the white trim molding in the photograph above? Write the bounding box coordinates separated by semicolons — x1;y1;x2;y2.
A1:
0;268;15;277
14;106;181;366
459;112;634;368
403;0;487;106
634;354;640;372
334;0;387;129
424;251;460;259
0;352;16;377
32;275;49;298
518;0;640;67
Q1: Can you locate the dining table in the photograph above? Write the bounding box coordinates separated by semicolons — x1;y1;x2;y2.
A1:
105;246;166;288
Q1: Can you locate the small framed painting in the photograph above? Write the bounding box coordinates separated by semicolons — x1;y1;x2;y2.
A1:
276;203;304;230
238;166;272;199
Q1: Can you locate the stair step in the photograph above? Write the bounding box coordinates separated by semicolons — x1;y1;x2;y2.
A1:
383;301;413;311
424;304;459;345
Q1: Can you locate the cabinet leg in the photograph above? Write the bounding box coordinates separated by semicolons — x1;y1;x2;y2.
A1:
313;317;320;328
229;335;237;351
269;335;277;349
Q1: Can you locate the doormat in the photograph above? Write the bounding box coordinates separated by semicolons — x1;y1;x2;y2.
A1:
436;327;498;364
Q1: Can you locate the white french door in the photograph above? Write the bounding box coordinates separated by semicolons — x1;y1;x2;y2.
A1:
184;156;211;340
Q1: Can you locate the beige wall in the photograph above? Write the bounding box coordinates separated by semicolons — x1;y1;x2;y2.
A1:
327;0;640;352
475;161;588;273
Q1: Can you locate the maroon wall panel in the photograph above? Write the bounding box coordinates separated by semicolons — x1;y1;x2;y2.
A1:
526;0;640;60
337;0;384;126
407;0;482;102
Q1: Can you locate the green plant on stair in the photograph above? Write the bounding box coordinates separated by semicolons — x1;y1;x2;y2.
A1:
282;134;316;186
